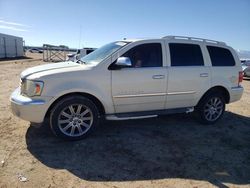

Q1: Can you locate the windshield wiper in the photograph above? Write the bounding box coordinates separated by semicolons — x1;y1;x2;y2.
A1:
76;59;86;64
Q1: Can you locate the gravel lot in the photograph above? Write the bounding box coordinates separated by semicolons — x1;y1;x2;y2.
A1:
0;54;250;188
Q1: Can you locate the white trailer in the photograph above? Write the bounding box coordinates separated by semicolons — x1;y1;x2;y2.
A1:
0;33;24;58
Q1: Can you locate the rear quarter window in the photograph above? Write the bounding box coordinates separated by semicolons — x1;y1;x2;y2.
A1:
207;46;235;66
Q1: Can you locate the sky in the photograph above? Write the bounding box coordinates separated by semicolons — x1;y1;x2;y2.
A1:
0;0;249;50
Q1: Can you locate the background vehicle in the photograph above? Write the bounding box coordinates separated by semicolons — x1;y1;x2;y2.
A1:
29;48;43;53
241;59;250;77
10;36;244;140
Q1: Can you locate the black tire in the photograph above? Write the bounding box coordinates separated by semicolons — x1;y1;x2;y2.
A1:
195;92;225;125
49;95;100;140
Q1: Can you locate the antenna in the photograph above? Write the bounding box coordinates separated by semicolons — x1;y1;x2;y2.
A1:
78;25;82;49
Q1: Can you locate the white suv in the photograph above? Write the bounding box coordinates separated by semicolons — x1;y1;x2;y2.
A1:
10;36;244;140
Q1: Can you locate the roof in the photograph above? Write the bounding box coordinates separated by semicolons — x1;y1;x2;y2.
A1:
163;35;227;45
121;35;227;46
120;38;142;43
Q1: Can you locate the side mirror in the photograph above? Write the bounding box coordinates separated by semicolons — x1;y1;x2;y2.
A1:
116;57;132;67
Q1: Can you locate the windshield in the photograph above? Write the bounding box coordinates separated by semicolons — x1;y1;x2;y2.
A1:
80;41;128;65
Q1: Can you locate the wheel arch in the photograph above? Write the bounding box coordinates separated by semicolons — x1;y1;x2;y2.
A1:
197;86;230;106
45;92;106;118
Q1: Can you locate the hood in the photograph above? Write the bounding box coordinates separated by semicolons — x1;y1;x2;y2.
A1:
21;61;80;79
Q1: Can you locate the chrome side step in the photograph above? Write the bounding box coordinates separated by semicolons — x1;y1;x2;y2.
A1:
105;107;194;121
106;115;158;121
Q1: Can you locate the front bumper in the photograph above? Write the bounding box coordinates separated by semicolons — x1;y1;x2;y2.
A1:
10;87;51;123
230;86;244;103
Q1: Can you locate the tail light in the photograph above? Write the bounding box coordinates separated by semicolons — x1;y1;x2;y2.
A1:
238;71;243;85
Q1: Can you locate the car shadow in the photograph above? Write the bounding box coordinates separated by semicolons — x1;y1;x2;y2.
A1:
26;112;250;187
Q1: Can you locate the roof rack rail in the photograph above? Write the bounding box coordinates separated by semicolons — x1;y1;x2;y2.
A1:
163;35;226;45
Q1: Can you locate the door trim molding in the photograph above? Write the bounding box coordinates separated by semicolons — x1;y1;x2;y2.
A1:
113;92;167;98
113;91;196;98
167;91;196;95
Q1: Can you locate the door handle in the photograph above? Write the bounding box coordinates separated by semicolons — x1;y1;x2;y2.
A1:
152;75;165;79
200;73;208;77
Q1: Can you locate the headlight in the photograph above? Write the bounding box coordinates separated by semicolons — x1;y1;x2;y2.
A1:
21;79;44;97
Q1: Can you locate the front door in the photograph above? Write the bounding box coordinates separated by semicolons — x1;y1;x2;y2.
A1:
111;43;168;113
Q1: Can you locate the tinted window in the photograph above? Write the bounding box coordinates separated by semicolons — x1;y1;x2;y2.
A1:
169;43;204;66
122;43;162;67
207;46;235;66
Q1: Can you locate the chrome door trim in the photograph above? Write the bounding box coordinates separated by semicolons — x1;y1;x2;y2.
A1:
113;92;167;98
167;91;196;95
113;91;196;98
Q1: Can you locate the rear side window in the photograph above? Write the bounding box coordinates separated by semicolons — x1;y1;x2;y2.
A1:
169;43;204;66
207;46;235;66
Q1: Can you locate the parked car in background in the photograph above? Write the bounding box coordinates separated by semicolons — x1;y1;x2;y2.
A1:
10;36;244;140
29;48;43;53
241;59;250;77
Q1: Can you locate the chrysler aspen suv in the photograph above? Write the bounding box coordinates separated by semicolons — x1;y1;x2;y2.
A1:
10;36;244;140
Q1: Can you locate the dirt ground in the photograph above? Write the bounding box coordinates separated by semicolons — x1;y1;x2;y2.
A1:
0;54;249;188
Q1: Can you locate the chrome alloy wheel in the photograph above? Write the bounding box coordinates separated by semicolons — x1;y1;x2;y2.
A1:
58;104;93;137
204;97;223;122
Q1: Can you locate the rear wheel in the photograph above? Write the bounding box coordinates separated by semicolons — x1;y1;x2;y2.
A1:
196;92;225;124
49;95;99;140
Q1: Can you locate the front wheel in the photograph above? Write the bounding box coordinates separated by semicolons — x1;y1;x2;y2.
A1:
49;95;99;140
196;93;225;124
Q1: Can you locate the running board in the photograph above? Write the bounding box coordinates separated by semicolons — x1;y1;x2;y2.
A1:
106;107;194;121
106;115;158;120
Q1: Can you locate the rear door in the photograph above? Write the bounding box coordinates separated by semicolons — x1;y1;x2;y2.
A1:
166;42;211;109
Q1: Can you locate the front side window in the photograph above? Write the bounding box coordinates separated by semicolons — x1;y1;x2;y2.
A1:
122;43;163;67
207;46;235;66
169;43;204;66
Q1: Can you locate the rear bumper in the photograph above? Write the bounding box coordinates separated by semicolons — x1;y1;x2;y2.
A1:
10;87;52;123
229;86;244;103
